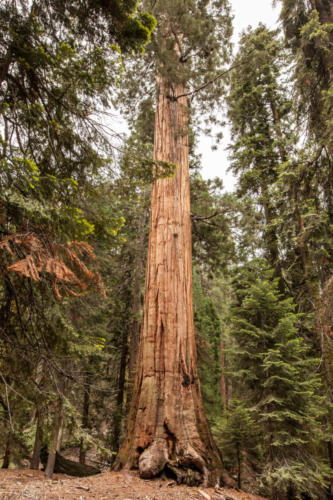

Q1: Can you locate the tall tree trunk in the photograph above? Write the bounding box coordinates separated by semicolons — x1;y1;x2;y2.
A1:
313;0;333;78
262;195;285;294
126;205;147;413
116;74;223;486
30;408;43;470
327;440;333;498
110;329;128;461
236;446;241;490
45;388;64;478
219;339;227;411
79;375;91;465
2;433;11;469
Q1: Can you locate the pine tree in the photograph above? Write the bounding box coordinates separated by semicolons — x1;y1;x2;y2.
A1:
229;260;329;499
213;399;260;491
0;0;155;474
277;0;333;145
227;26;294;291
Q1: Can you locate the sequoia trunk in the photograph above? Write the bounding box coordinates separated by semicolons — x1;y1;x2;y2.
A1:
116;74;223;485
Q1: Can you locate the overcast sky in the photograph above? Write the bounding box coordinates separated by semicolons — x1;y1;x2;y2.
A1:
199;0;281;190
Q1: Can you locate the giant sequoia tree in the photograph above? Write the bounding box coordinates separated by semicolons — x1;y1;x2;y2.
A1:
116;0;232;485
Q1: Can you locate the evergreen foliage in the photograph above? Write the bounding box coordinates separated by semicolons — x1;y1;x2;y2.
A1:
213;399;260;490
0;0;332;496
193;270;223;424
228;261;330;498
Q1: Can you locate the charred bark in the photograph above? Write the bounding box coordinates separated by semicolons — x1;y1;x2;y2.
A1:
115;73;223;486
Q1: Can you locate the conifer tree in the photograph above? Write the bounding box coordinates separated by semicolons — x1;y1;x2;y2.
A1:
277;0;333;145
229;261;329;499
227;26;294;291
0;0;155;474
116;0;232;485
213;399;259;491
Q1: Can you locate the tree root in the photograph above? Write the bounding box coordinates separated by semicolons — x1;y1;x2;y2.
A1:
137;439;211;486
139;440;168;479
165;463;202;486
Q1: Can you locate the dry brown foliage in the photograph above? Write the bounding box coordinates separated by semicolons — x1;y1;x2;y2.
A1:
0;233;106;300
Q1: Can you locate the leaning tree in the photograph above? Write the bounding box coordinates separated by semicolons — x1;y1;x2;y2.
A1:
115;0;232;486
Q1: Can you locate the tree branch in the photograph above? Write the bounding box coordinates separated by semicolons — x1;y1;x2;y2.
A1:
175;48;257;100
191;210;226;222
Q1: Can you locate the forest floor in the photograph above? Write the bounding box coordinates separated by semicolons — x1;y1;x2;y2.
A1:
0;469;267;500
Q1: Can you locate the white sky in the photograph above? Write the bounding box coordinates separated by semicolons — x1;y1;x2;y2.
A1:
198;0;281;190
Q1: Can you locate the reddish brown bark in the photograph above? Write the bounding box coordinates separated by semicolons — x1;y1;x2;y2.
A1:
116;74;223;485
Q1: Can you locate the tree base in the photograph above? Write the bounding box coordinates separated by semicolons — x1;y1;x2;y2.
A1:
117;436;222;487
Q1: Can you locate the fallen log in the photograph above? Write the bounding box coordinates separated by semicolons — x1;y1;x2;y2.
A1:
40;448;101;477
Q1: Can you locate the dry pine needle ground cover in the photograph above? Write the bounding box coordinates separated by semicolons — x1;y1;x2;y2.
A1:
0;469;267;500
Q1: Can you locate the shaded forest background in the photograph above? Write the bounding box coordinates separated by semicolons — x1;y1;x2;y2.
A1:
0;0;333;498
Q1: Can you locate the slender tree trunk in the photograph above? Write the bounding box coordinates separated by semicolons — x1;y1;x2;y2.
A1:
126;206;147;412
219;339;227;411
126;283;141;411
56;421;63;453
262;192;285;294
313;0;333;75
2;434;11;469
116;73;223;486
327;440;333;498
45;389;64;478
30;408;43;470
236;446;241;490
110;329;128;460
0;50;12;86
79;375;91;465
30;359;45;469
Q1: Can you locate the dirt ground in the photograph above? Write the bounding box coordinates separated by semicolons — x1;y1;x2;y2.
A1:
0;469;267;500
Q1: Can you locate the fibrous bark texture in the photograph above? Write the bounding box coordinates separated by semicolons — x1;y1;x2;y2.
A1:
116;75;223;486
